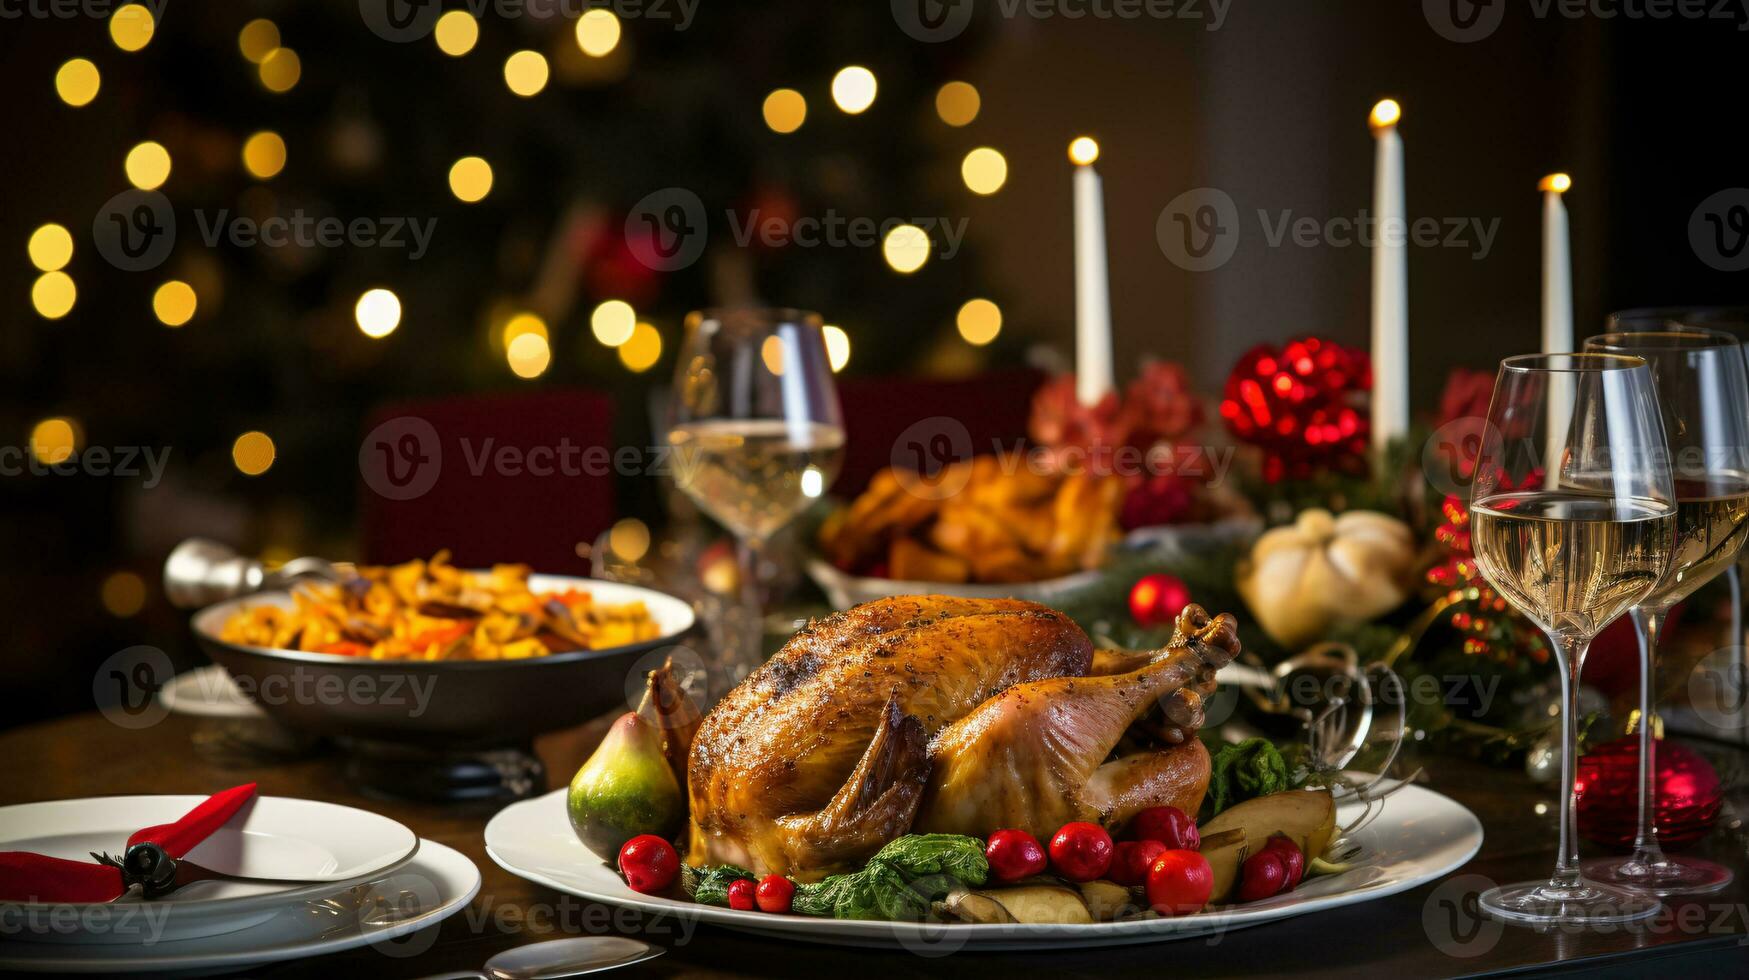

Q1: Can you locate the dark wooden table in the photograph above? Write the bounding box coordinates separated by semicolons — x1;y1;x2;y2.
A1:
3;711;1746;978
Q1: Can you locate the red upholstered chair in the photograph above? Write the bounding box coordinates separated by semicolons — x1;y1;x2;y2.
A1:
357;389;616;575
830;367;1047;496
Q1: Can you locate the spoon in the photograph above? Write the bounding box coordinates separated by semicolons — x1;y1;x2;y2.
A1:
416;937;664;980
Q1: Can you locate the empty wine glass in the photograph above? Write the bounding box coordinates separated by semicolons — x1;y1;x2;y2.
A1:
1469;353;1673;926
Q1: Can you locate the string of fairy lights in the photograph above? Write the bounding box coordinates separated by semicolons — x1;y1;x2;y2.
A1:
27;6;1013;608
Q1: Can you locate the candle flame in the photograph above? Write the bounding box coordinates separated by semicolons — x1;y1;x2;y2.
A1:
1067;136;1100;166
1368;99;1401;130
1539;173;1572;194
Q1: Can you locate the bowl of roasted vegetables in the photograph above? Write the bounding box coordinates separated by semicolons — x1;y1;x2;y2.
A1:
190;554;696;746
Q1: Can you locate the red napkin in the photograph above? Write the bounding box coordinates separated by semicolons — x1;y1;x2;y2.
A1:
0;783;258;903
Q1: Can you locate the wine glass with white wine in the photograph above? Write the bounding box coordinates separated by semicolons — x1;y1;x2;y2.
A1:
668;308;844;687
1580;326;1749;895
1469;353;1673;926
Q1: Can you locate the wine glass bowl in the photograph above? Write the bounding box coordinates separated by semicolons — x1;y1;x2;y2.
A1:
1579;326;1749;895
1469;352;1673;926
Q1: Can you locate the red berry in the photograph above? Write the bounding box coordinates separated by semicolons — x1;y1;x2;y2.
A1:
1109;839;1169;887
984;829;1048;882
616;835;679;894
755;874;795;913
1145;849;1213;916
726;878;757;911
1127;806;1199;851
1262;836;1304;889
1048;822;1115;882
1238;850;1287;902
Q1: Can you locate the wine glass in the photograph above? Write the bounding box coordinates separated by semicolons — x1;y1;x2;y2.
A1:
1469;353;1674;926
667;308;844;689
1580;327;1749;895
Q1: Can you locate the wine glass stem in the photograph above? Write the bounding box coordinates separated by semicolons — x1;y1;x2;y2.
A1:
1629;605;1668;867
1549;630;1590;891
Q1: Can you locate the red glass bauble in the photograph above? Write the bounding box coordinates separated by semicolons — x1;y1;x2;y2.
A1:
1129;573;1191;629
1574;736;1723;850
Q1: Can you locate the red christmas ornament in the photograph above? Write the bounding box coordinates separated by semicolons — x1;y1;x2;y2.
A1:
1575;736;1723;849
1121;473;1198;530
1219;336;1370;482
1129;573;1191;628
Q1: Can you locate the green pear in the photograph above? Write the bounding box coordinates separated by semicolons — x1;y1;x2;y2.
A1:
567;709;684;859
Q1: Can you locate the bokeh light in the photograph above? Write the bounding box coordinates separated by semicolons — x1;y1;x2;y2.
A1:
101;571;147;617
109;3;155;52
1370;99;1402;129
29;417;79;464
448;156;493;202
762;89;807;134
760;335;786;375
935;81;980;127
1068;136;1100;166
831;66;877;114
961;147;1008;195
55;58;101;107
241;131;287;180
591;300;637;347
882;224;930;274
823;325;851;373
239;19;280;63
507;332;552;378
609;517;651;562
575;9;622;57
28;224;73;272
232;431;276;476
152;280;198;327
125;141;171;190
354;288;402;338
32;272;77;319
502;312;548;349
504;50;550;97
956;298;1002;346
259;47;301;92
434;11;479;56
618;321;662;371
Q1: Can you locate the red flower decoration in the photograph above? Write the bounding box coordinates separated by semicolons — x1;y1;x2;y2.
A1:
1219;336;1370;482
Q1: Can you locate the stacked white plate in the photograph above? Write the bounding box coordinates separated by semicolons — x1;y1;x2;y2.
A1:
0;795;479;973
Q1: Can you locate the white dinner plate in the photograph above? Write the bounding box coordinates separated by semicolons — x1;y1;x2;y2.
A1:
0;839;479;973
486;784;1483;950
1;795;418;944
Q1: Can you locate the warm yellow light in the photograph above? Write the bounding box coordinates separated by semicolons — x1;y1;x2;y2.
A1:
831;66;878;114
591;300;637;347
29;417;79;464
448;156;493;202
28;224;73;272
507;332;552;378
762;88;807;134
608;517;651;562
32;271;77;319
109;3;155;52
241;131;287;180
957;298;1002;346
125;141;171;190
935;81;980;127
232;431;276;476
101;570;147;617
618;321;662;372
1540;173;1572;194
502;311;548;349
153;280;198;327
1369;99;1401;129
259;47;301;93
1068;136;1100;166
961;147;1008;195
55;58;101;107
434;11;479;56
823;325;851;373
504;50;550;97
882;223;930;274
239;19;280;63
760;335;786;375
354;288;402;338
575;9;622;57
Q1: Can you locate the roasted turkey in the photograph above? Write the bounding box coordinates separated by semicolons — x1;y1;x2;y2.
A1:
685;595;1240;880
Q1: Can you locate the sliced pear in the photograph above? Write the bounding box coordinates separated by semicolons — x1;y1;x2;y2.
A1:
1077;880;1138;921
973;885;1093;924
1200;789;1337;864
1197;827;1249;903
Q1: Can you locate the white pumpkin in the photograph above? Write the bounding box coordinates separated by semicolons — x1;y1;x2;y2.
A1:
1236;508;1417;650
